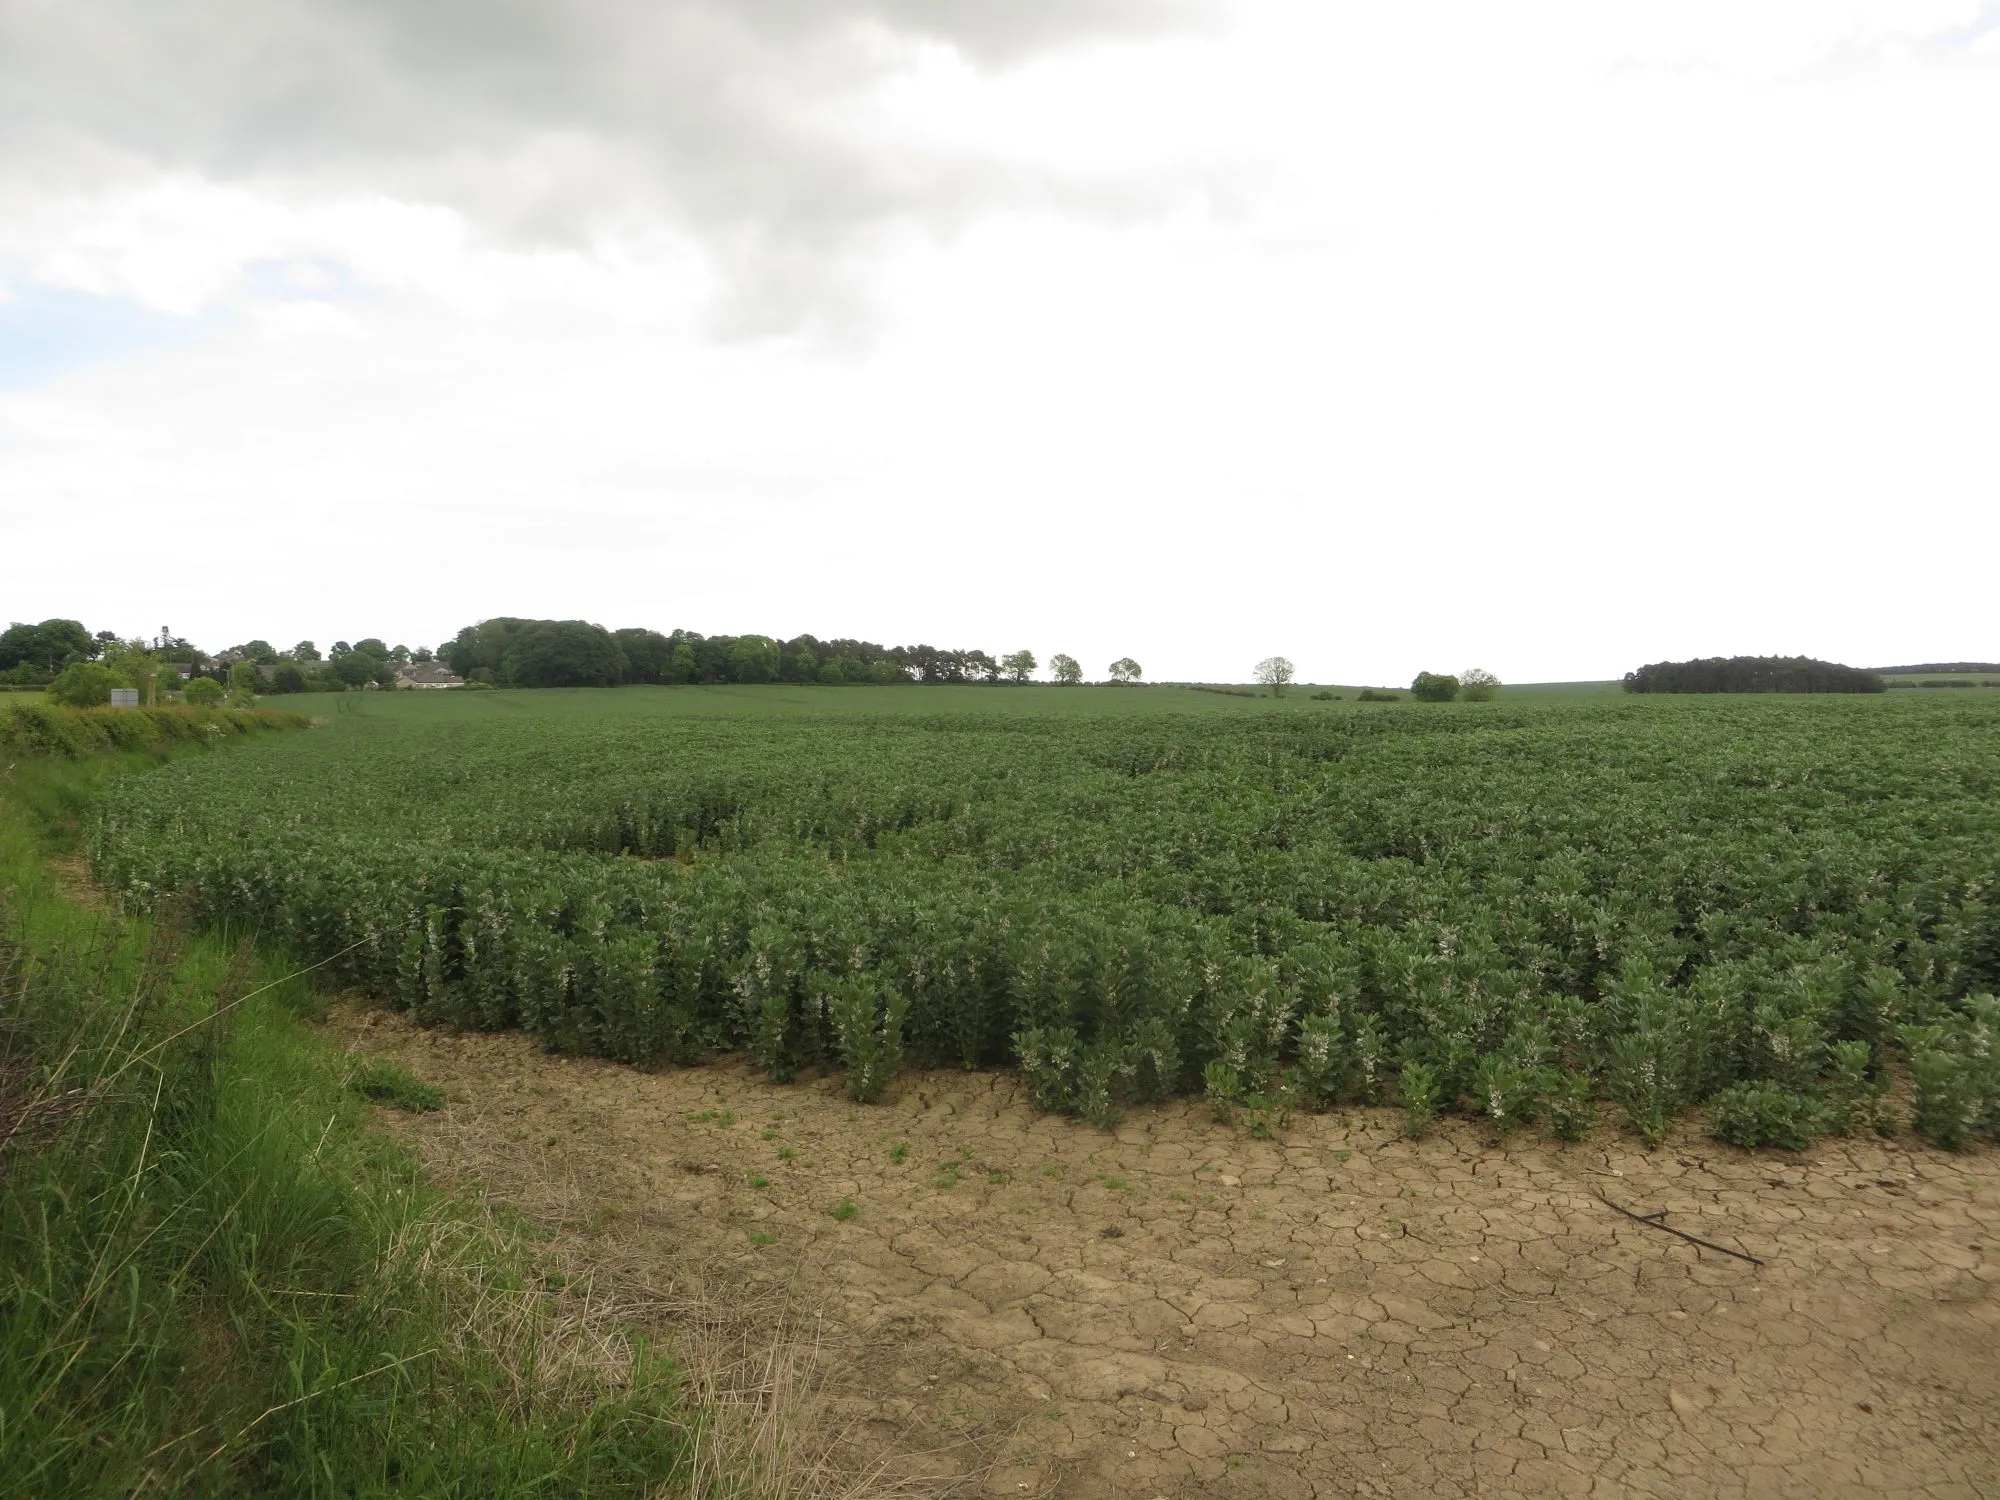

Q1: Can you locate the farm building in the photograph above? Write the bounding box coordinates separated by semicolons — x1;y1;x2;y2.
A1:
393;664;464;689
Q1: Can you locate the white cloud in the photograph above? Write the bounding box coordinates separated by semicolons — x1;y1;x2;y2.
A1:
1;2;1997;681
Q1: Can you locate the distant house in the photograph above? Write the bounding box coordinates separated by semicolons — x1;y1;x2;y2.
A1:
393;663;464;690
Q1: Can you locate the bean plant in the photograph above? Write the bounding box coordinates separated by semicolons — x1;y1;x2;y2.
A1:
88;694;2000;1148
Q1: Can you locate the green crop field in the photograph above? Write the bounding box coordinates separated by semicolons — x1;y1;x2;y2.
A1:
1882;673;2000;690
88;686;2000;1149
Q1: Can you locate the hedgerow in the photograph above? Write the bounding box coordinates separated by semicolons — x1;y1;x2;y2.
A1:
87;695;2000;1147
0;702;308;759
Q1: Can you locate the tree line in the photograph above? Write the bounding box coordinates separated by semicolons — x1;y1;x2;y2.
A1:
1622;656;1886;694
442;620;1144;689
2;621;452;701
3;615;1151;695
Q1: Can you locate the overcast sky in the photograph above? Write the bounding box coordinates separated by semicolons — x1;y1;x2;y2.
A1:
4;1;1997;683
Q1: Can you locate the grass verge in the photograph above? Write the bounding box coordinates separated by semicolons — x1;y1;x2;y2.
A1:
0;752;696;1497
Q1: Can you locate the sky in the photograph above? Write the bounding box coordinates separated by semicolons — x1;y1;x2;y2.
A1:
3;1;1997;685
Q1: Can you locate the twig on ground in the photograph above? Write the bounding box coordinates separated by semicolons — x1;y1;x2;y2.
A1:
1598;1193;1764;1265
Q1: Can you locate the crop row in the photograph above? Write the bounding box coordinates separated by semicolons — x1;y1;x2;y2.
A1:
89;696;2000;1146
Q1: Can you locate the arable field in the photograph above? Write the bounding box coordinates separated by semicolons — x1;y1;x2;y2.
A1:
91;687;2000;1142
1882;673;2000;691
83;686;2000;1494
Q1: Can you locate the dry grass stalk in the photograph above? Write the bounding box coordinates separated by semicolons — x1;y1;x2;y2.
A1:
377;1090;993;1499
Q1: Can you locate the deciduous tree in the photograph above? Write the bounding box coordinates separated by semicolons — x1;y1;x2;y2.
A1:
502;621;628;688
1107;658;1142;685
1254;657;1294;697
613;628;676;684
1050;654;1083;685
726;635;781;684
0;618;94;675
100;639;167;705
46;661;121;706
1623;656;1885;694
1001;650;1037;684
1460;667;1500;702
1411;672;1460;702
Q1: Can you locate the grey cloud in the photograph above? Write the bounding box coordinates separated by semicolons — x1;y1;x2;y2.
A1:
0;0;1210;326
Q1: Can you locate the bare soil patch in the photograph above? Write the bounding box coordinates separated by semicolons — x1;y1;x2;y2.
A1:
326;1006;2000;1499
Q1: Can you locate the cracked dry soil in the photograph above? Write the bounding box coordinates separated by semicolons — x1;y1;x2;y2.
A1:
330;1007;2000;1500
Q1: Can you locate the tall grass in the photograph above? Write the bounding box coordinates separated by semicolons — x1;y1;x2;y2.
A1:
0;760;694;1497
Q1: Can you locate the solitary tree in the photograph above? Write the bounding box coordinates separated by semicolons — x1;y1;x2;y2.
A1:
1049;653;1083;685
1001;649;1038;684
1107;657;1142;685
1460;667;1500;702
1411;671;1460;702
1254;656;1295;697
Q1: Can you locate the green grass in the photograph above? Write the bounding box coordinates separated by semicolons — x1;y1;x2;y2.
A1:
0;756;694;1497
347;1057;447;1112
